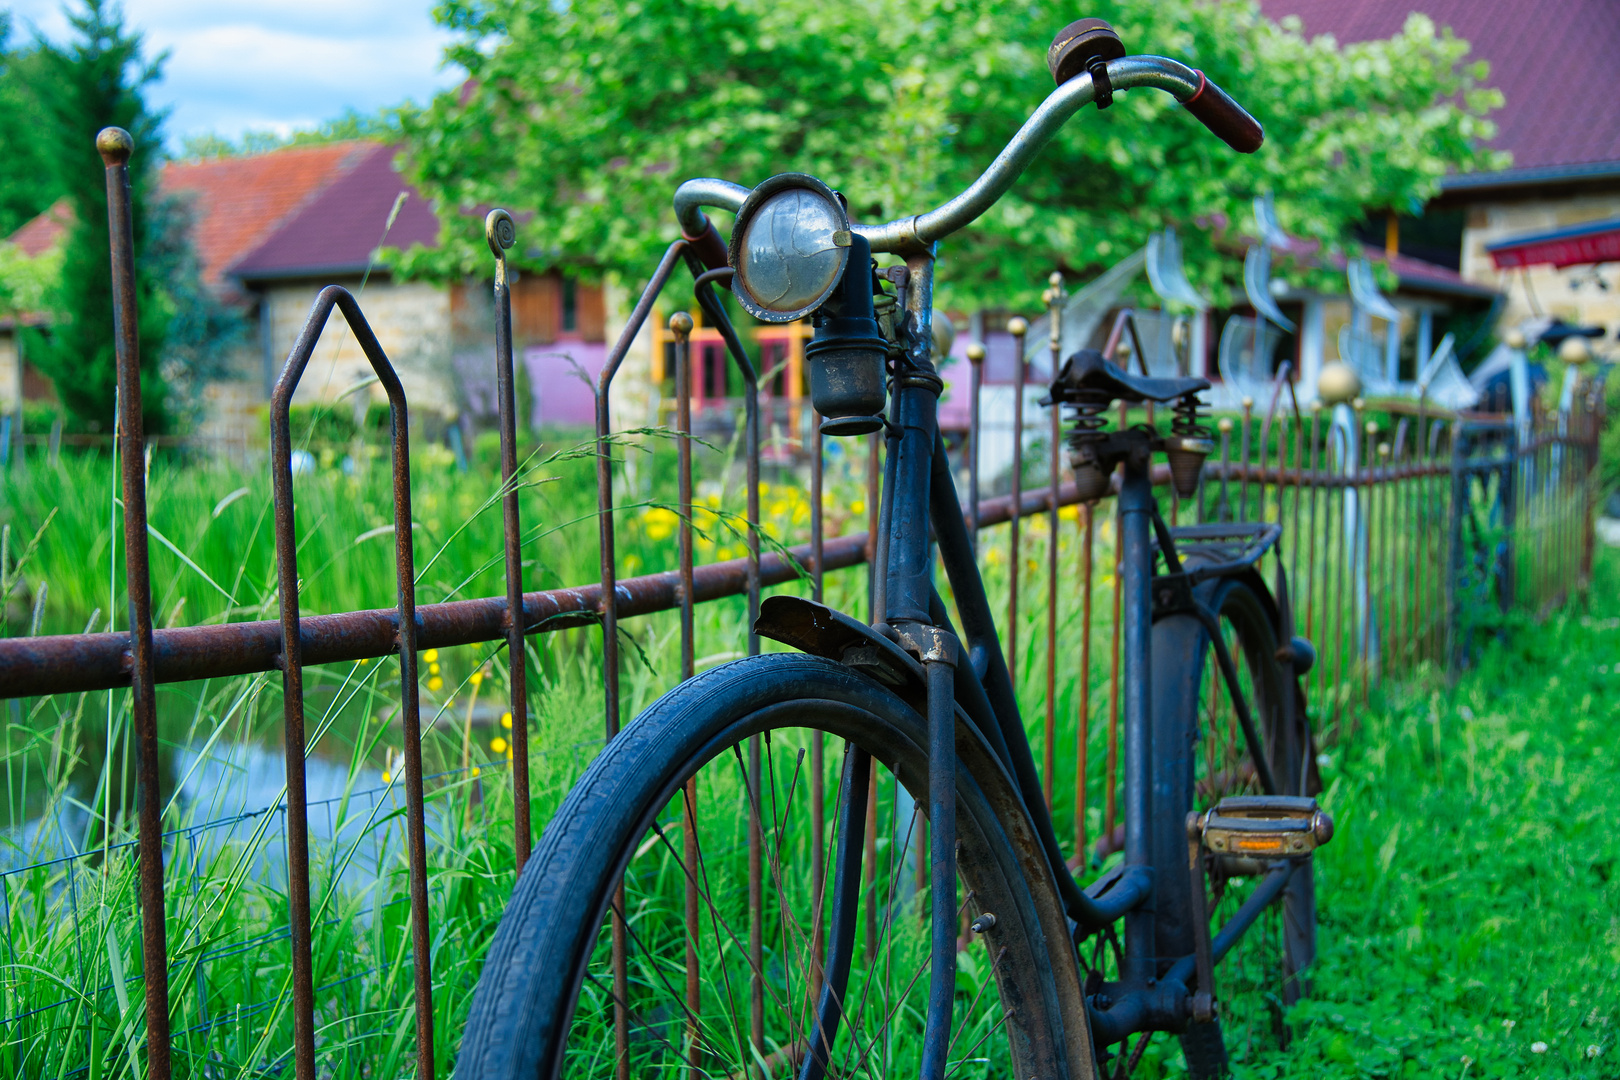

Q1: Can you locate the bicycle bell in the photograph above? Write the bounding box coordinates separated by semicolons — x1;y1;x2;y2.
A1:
728;172;887;436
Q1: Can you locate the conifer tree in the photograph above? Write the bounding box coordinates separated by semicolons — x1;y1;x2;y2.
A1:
30;0;169;432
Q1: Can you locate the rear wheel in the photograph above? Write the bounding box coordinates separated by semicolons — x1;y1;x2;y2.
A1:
455;653;1096;1079
1151;573;1316;1078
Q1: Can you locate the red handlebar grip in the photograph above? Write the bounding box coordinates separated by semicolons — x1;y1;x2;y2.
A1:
1183;71;1264;154
682;216;732;280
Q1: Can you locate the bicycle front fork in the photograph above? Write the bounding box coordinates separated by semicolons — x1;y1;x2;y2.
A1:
892;623;960;1080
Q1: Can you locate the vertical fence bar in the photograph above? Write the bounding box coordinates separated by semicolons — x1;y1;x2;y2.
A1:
968;343;985;551
1377;440;1391;676
867;430;882;617
669;311;702;1068
1331;414;1348;735
809;409;826;1004
1075;499;1094;862
98;126;170;1080
598;241;690;741
485;211;531;872
1426;421;1445;666
1238;397;1254;518
1007;317;1028;688
1413;406;1426;665
866;410;888;934
1306;403;1321;707
1103;396;1127;853
270;286;430;1077
1360;413;1375;703
594;242;686;1080
690;268;766;1052
1044;281;1062;809
1292;400;1303;592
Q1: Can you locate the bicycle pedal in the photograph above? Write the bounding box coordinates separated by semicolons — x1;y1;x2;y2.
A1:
1193;795;1333;859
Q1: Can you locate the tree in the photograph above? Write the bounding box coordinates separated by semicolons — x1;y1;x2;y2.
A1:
27;0;169;432
397;0;1504;310
0;16;62;238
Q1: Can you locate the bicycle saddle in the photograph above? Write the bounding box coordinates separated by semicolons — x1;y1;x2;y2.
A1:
1050;348;1209;404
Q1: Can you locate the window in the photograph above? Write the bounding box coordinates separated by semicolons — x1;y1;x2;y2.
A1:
562;276;578;334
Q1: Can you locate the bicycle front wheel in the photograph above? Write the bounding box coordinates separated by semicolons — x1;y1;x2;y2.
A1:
456;652;1096;1080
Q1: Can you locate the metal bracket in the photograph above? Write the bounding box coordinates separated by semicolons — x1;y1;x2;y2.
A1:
754;594;925;691
1151;572;1195;619
891;621;959;667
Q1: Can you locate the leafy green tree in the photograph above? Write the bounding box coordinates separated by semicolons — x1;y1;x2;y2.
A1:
27;0;169;432
0;16;61;238
398;0;1504;309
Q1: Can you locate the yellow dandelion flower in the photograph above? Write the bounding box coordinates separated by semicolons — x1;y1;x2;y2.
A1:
850;499;865;516
506;746;514;761
471;766;481;778
491;737;508;754
429;663;441;676
382;771;392;784
501;712;513;729
357;657;370;666
642;506;679;541
470;671;484;687
428;677;443;692
424;649;439;663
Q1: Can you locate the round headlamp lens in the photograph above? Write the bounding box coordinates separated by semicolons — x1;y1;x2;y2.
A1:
737;187;844;316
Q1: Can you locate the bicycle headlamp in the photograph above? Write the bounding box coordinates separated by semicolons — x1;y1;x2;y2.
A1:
727;174;852;323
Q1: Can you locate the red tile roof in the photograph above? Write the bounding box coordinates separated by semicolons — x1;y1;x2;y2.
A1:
160;141;376;291
1258;0;1620;173
3;140;441;299
7;197;71;257
230;144;440;282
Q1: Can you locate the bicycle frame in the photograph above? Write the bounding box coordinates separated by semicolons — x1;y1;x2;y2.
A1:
673;51;1285;1060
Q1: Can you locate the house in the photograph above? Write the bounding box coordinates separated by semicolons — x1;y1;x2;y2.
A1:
1260;0;1620;339
0;141;612;444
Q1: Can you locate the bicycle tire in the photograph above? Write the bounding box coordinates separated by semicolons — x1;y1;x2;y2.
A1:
455;652;1097;1080
1150;571;1316;1079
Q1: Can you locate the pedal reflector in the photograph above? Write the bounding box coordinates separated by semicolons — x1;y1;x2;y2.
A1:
1194;795;1333;858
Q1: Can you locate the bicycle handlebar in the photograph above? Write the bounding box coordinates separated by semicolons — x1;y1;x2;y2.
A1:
1181;68;1264;153
673;55;1262;255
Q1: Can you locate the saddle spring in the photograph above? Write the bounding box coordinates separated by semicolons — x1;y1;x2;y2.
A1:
1166;391;1214;499
1064;387;1113;503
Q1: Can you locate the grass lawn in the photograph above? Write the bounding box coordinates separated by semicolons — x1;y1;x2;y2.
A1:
1237;546;1620;1079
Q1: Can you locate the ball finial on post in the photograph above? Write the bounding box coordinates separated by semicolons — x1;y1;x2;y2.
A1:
966;342;986;363
96;127;133;167
1007;316;1028;337
1316;360;1361;405
668;311;694;336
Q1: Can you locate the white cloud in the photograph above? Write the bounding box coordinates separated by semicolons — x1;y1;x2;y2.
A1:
6;0;462;147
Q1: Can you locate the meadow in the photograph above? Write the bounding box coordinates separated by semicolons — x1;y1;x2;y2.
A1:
0;415;1610;1078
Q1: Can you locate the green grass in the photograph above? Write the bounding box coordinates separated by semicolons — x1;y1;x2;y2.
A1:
0;421;1609;1077
1232;549;1619;1080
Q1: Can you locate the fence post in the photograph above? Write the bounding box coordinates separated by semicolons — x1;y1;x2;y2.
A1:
485;210;532;872
98;124;171;1080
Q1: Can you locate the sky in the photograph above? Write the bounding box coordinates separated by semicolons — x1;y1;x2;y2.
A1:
7;0;464;149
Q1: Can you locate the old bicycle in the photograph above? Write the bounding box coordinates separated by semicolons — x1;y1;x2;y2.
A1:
456;18;1329;1080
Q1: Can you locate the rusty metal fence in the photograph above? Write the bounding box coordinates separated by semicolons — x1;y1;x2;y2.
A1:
0;131;1605;1077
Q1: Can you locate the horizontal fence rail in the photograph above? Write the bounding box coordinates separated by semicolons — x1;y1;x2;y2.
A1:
0;131;1605;1080
0;477;1152;700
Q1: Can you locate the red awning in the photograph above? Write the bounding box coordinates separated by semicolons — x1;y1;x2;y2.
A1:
1488;217;1620;270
